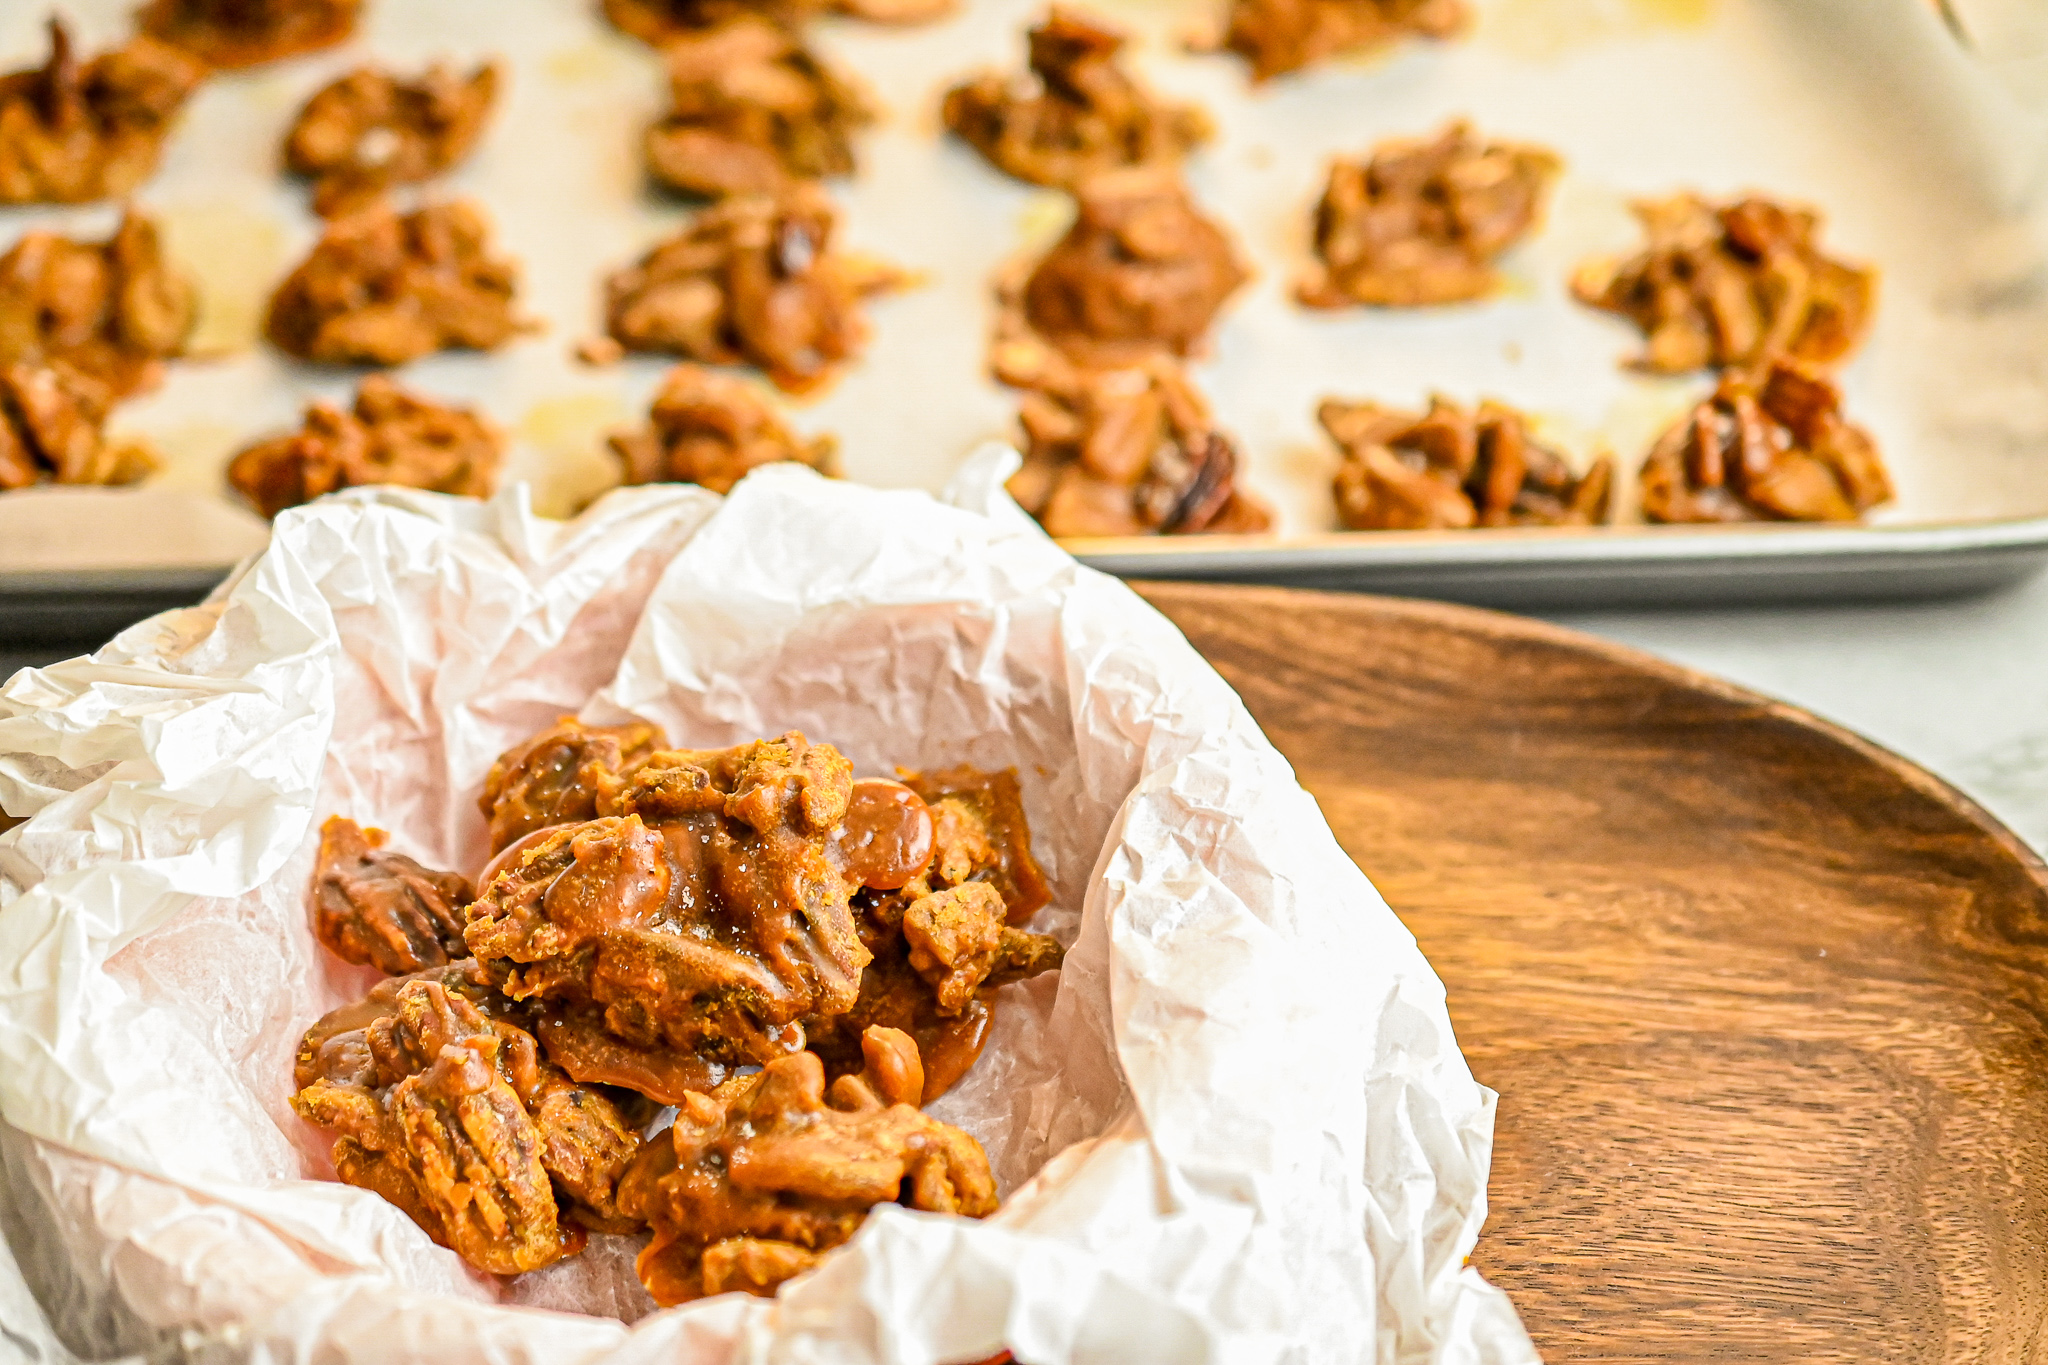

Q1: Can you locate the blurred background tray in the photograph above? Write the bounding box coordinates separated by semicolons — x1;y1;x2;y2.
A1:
1144;580;2048;1360
3;0;2047;620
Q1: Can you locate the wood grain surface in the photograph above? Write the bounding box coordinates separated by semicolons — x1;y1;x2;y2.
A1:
1136;582;2048;1365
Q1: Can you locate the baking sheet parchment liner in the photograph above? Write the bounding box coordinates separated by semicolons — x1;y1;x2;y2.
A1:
4;0;2048;575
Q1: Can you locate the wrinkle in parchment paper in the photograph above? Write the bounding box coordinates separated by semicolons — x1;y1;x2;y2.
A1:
0;455;1533;1365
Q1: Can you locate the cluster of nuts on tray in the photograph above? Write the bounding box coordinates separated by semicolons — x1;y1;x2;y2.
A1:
0;0;1889;533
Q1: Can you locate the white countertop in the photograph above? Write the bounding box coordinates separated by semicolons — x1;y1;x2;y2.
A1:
7;571;2047;853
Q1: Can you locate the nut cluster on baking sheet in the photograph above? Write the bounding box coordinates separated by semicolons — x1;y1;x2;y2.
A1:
294;719;1063;1301
0;0;1894;529
943;7;1211;190
1321;396;1611;532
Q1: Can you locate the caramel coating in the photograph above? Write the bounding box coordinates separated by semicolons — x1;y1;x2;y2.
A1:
1221;0;1466;82
994;336;1270;539
1320;396;1612;531
1572;193;1876;376
0;210;195;399
284;63;500;218
615;1035;996;1305
644;20;869;201
1639;360;1891;524
943;8;1212;190
609;363;838;494
309;815;473;977
809;764;1063;1102
290;974;642;1274
1300;121;1559;309
265;200;527;367
0;362;157;492
467;734;871;1097
1021;168;1245;365
228;375;503;518
476;717;667;855
906;765;1053;926
0;20;204;206
833;778;935;892
137;0;361;68
602;184;905;392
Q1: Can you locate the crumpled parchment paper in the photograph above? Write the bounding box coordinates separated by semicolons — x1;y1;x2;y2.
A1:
0;450;1535;1365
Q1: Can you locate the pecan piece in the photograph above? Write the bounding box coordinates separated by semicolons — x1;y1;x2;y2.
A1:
309;815;473;976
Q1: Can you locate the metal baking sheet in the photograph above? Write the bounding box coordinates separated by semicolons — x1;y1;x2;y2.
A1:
4;0;2048;628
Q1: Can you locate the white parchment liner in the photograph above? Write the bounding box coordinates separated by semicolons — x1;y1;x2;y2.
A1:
0;458;1532;1364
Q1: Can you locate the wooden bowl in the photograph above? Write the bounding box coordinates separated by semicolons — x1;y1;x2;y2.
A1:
1138;582;2048;1362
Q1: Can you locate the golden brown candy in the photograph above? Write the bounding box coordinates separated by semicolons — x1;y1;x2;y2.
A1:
832;778;935;891
1572;192;1876;376
608;364;838;494
994;338;1272;539
227;376;503;518
138;0;361;68
1299;122;1560;309
284;62;500;218
1320;395;1612;531
615;1037;996;1306
1020;168;1246;365
602;184;906;393
477;717;667;855
290;974;641;1275
0;19;204;206
0;363;157;492
643;20;869;201
942;8;1212;190
1220;0;1466;81
265;200;528;367
1638;360;1891;524
467;735;871;1090
0;211;195;399
807;764;1062;1103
